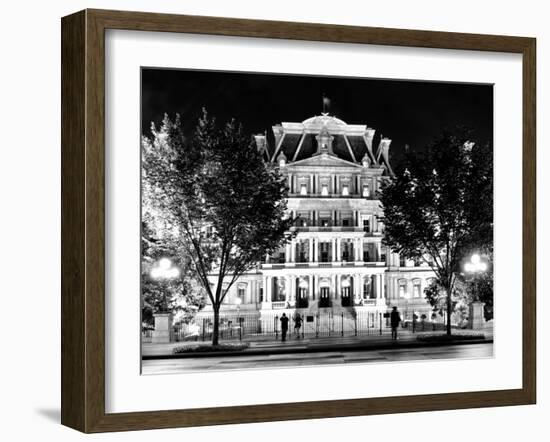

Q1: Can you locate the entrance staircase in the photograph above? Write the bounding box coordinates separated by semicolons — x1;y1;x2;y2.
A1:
297;298;357;335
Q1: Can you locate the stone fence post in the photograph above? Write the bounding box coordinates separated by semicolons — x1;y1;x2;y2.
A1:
152;312;173;343
468;301;486;330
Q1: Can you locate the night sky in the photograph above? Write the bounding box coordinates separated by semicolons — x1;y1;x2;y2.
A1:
141;68;493;166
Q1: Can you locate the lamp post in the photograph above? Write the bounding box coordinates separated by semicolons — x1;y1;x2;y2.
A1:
150;257;180;312
464;253;487;301
464;253;488;330
235;296;242;340
149;258;180;344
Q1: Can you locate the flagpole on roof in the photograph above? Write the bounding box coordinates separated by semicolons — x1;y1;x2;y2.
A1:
322;94;330;114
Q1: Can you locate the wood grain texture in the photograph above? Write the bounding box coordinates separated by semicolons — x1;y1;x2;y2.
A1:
61;10;86;431
60;8;537;433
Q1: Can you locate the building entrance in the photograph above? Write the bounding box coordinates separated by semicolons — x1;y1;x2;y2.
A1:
341;286;352;307
319;287;330;307
297;287;309;308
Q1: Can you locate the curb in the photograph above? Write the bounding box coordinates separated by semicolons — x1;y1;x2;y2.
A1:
142;338;493;360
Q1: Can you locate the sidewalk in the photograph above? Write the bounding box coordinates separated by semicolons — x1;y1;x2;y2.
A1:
142;329;492;359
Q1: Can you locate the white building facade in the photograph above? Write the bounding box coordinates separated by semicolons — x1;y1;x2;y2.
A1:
202;114;436;328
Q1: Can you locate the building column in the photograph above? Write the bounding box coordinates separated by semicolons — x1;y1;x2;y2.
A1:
308;275;313;300
375;275;383;300
290;275;296;305
377;274;386;306
336;238;341;261
376;242;382;261
285;275;291;305
291;240;296;262
313;237;317;262
352;274;359;304
331;238;336;262
265;276;273;305
331;274;336;299
285;242;291;263
314;274;319;300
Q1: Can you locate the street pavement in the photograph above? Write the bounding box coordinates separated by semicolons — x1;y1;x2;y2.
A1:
141;342;493;375
142;327;493;358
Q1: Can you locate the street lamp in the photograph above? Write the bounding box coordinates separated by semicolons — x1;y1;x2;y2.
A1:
464;253;487;274
235;296;242;340
150;257;180;311
464;253;488;303
150;257;180;280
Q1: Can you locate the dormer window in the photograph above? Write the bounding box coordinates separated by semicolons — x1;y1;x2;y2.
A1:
277;151;287;168
300;184;307;195
342;184;349;196
321;184;329;196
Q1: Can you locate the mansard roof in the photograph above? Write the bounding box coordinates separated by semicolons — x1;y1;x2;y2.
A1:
254;113;394;176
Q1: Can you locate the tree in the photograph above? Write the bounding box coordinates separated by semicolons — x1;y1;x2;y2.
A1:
142;110;294;345
141;217;206;328
380;128;493;335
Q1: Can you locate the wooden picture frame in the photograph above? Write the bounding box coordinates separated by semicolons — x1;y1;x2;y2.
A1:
61;8;536;433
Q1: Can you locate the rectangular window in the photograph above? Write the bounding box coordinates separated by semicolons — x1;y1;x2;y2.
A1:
363;219;370;232
320;242;330;262
399;283;406;298
238;288;245;301
413;281;421;298
321;184;329;196
362;185;370;197
300;183;307;195
342;184;349;196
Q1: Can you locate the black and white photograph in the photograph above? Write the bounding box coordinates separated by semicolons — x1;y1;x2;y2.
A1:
140;68;494;375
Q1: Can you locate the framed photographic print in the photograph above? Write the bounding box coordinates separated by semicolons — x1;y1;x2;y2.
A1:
61;9;536;433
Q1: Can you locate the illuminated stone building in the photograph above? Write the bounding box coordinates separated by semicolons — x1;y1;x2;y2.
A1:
203;113;435;327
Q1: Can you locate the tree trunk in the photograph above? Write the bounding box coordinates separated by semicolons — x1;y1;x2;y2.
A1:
212;305;220;346
445;286;452;336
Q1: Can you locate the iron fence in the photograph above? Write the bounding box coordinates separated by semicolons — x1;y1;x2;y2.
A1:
170;310;443;342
